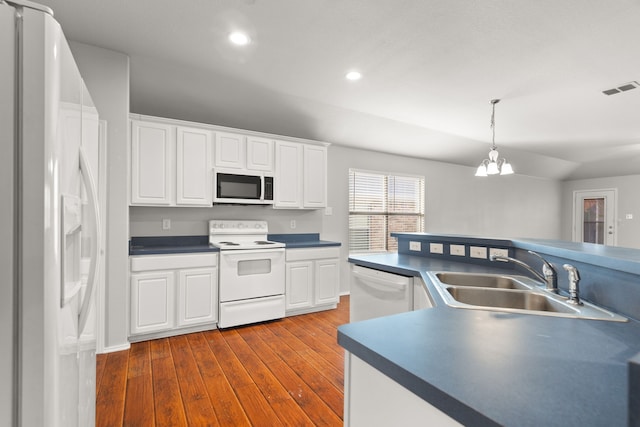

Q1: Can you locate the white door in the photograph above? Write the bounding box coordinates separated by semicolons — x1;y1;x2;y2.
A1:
130;271;175;334
131;121;174;205
314;259;339;305
286;261;313;310
177;267;218;327
573;189;617;246
176;126;212;206
303;145;327;208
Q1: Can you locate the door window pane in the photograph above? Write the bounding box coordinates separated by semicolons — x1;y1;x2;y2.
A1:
583;198;604;244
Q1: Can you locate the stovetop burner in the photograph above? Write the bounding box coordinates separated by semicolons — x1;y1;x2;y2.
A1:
208;220;286;250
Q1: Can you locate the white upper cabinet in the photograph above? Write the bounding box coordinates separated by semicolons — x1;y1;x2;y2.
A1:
274;141;303;208
303;145;327;208
274;141;327;209
176;126;212;205
214;133;274;173
131;120;174;205
246;136;274;172
130;114;327;209
130;119;212;207
214;132;246;170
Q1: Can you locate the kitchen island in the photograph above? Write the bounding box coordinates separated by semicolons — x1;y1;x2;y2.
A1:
340;235;640;427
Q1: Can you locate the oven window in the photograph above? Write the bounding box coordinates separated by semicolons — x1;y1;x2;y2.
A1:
238;259;271;276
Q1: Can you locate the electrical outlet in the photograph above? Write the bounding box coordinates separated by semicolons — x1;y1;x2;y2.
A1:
450;244;465;256
290;220;296;229
470;246;488;259
162;219;171;230
489;248;509;258
429;243;444;254
409;241;422;251
325;207;333;216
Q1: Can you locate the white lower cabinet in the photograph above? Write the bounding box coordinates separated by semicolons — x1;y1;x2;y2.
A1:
130;253;218;339
130;271;175;335
344;352;462;427
177;268;218;327
285;247;340;315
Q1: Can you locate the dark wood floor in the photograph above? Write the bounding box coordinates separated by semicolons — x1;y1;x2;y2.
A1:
96;296;350;426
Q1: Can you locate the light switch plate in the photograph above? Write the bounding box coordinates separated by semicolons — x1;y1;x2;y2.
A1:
429;243;444;254
409;241;422;251
450;244;465;256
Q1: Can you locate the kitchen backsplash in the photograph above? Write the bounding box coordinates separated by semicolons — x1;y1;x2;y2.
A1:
129;205;323;237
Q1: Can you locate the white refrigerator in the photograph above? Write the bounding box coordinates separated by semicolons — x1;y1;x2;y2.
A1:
1;1;102;426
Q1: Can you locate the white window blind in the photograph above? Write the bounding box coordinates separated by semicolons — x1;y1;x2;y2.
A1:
349;169;424;253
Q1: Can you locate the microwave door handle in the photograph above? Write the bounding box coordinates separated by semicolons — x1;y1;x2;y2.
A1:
260;176;265;201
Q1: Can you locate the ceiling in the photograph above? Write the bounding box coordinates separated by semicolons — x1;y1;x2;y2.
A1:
40;0;640;180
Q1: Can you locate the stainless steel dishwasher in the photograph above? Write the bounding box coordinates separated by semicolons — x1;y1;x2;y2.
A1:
350;264;413;322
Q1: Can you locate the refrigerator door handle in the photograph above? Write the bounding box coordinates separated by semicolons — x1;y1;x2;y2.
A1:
78;146;101;335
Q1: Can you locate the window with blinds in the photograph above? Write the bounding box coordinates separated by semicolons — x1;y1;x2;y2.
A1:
349;169;425;253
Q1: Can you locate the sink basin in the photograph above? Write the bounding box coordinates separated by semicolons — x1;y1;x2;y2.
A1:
445;287;577;314
426;271;627;322
435;272;534;290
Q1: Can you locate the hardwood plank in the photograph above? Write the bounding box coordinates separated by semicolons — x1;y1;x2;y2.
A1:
203;330;284;426
278;318;344;371
187;333;252;427
149;339;188;426
96;353;107;393
168;335;220;426
221;328;315;426
96;350;129;427
245;324;344;421
123;341;155;427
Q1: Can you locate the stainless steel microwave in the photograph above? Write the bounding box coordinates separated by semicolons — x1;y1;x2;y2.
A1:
213;169;274;205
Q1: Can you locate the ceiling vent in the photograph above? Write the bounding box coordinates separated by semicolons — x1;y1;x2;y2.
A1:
602;81;639;96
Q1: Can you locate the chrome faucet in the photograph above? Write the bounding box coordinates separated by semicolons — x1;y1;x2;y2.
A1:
563;264;582;305
489;250;558;293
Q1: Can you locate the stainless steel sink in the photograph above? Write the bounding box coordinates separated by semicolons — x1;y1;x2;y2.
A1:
426;271;627;322
435;272;534;290
445;287;577;314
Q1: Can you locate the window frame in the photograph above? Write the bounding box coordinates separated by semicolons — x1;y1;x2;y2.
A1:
348;168;425;254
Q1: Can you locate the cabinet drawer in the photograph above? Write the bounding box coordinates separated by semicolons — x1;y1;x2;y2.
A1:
131;253;217;272
286;247;340;262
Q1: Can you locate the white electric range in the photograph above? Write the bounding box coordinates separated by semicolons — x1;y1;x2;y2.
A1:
209;220;285;328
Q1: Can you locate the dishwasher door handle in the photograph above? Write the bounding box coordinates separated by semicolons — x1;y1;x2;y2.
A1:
352;270;410;291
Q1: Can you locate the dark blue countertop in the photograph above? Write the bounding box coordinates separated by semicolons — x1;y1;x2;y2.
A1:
129;234;341;255
129;236;219;255
267;233;341;249
342;253;640;427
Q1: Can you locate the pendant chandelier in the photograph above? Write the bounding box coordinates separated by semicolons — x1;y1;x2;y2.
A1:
475;99;514;176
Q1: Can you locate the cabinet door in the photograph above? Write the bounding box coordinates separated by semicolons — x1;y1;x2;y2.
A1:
214;132;246;169
131;121;174;205
176;126;212;206
177;267;218;327
303;145;327;208
286;261;314;311
246;136;274;172
130;271;174;335
314;258;340;306
274;141;303;208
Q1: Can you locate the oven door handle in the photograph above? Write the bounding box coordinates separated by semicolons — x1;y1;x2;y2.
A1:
220;248;285;259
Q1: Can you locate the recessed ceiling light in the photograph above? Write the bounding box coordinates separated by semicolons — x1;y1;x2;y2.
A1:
345;71;362;81
229;32;250;46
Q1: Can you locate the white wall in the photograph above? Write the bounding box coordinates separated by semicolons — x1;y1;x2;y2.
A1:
561;174;640;249
70;42;130;352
